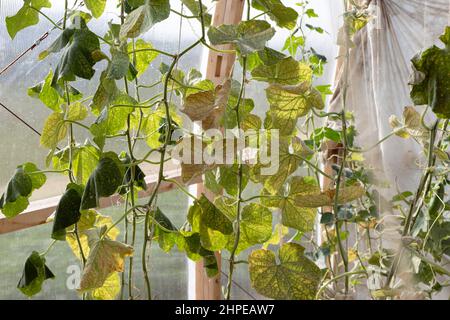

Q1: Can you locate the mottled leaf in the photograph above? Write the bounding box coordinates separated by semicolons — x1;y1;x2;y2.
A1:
208;20;275;55
252;57;312;85
249;243;320;299
263;176;318;232
267;82;324;136
410;27;450;118
79;226;133;292
119;0;170;39
66;209;120;260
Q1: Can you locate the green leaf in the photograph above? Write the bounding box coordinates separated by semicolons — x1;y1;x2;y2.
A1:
230;203;273;253
176;233;211;261
410;27;450;118
188;195;233;251
208;20;275;55
90;71;120;116
153;208;178;252
52;141;101;185
267;82;324;136
51;184;83;240
27;70;63;112
180;0;212;26
17;251;55;297
108;46;130;80
66;102;88;121
79;226;133;292
251;0;298;30
249;243;321;299
5;0;52;39
282;35;305;57
40;101;89;150
192;195;233;235
258;137;312;194
175;233;218;277
222;80;255;128
213;198;273;254
0;163;46;218
252;57;313;85
80;153;125;210
139;103;182;148
119;153;147;192
262;176;318;232
84;0;107;18
127;39;159;78
41;20;103;83
90;93;138;147
119;0;170;39
218;164;249;197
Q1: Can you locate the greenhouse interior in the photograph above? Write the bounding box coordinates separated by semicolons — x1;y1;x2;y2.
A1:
0;0;449;305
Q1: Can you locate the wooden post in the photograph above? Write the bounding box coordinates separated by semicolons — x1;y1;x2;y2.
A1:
194;0;245;300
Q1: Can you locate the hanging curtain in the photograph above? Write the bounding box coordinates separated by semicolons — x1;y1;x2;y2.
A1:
328;0;450;194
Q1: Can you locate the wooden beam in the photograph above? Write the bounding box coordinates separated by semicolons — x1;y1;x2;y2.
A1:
194;0;245;300
0;169;202;235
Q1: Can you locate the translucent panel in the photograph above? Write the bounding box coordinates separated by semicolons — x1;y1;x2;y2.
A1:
0;0;208;201
0;189;189;299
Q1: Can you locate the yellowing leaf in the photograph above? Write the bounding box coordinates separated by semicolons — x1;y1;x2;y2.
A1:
181;79;231;130
79;226;133;292
91;272;121;300
263;176;318;232
128;39;159;78
249;243;321;299
84;0;106;18
67;209;120;260
267;82;324;136
40;112;67;149
252;57;312;85
294;184;366;208
66;102;88;121
348;248;358;263
262;223;289;249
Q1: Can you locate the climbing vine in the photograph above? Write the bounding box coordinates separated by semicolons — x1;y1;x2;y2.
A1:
1;0;449;300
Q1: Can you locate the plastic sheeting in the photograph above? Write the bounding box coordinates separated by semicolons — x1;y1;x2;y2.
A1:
329;0;450;194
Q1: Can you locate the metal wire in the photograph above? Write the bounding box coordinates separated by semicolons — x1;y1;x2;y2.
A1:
220;270;257;300
0;102;41;137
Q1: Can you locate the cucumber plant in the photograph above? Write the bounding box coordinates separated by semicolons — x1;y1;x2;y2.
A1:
1;0;449;300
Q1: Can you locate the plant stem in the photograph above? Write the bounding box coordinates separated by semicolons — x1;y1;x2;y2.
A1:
226;57;247;300
385;121;439;288
315;270;367;299
29;6;62;30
